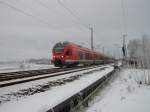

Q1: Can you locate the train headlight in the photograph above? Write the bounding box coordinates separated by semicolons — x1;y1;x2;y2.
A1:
61;55;64;58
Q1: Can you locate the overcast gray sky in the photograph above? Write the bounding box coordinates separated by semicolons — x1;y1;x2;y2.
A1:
0;0;150;61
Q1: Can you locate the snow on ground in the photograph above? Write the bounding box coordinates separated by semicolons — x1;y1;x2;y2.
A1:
85;68;150;112
0;66;114;112
0;63;55;73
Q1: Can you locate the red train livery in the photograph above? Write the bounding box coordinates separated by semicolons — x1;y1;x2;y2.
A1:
52;41;112;67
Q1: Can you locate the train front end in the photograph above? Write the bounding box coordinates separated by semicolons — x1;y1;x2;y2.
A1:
52;42;69;67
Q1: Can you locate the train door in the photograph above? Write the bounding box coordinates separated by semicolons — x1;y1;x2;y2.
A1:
65;49;72;60
78;51;83;60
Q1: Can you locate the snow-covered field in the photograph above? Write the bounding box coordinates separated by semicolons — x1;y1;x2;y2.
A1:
0;65;114;112
85;68;150;112
0;63;55;73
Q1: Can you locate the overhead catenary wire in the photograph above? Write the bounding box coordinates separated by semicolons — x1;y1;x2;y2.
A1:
62;0;90;26
0;1;56;28
34;0;61;16
1;0;91;30
1;0;94;49
34;0;86;31
57;0;90;29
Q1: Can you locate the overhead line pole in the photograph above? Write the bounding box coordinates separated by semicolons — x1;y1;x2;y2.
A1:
121;0;128;65
89;27;94;51
123;34;127;57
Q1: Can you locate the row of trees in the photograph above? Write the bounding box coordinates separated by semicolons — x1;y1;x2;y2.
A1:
127;35;150;68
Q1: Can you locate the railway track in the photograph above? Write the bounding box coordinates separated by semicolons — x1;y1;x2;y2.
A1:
0;67;77;82
0;65;110;88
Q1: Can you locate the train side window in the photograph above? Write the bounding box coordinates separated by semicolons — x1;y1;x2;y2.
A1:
87;53;90;59
66;50;72;55
78;51;83;59
86;53;88;59
82;53;84;59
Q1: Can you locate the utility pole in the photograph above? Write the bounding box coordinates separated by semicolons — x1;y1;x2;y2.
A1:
89;27;94;50
122;34;127;65
123;34;127;58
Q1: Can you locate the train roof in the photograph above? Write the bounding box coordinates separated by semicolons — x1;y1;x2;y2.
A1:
55;41;85;48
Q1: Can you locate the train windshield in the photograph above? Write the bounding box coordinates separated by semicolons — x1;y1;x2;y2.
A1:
53;47;64;53
53;42;70;53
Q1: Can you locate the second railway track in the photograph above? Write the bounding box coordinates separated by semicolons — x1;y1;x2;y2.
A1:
0;65;98;82
0;64;111;88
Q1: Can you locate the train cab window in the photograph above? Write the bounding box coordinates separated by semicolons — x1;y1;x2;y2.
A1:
66;49;72;55
53;42;70;54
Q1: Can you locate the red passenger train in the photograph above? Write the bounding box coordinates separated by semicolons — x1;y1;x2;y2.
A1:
52;41;112;67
